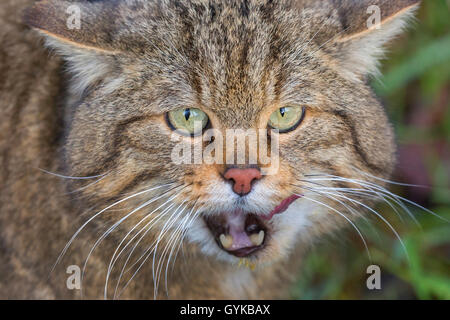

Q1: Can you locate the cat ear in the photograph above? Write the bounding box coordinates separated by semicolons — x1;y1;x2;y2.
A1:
331;0;421;81
24;0;120;53
24;0;123;96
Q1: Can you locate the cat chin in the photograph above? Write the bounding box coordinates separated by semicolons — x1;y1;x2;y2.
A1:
185;199;318;265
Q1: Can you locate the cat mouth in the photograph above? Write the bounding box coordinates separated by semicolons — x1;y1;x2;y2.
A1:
204;195;301;258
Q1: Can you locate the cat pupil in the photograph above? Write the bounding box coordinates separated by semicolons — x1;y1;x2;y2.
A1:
184;108;191;121
280;107;286;117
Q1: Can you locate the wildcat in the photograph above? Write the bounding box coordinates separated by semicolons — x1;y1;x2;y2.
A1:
0;0;421;299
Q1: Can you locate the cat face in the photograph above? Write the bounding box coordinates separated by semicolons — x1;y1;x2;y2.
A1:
26;0;419;265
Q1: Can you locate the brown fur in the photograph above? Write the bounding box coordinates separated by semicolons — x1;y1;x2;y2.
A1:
0;0;419;299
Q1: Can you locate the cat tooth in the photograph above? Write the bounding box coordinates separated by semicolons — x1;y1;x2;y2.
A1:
250;230;265;246
219;234;233;250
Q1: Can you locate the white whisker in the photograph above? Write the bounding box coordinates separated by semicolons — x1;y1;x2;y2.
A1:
299;194;372;261
111;199;181;299
114;202;185;299
38;168;107;180
81;184;182;295
306;175;448;222
152;204;188;299
50;182;176;277
351;166;430;188
312;189;409;261
301;180;409;224
104;189;185;299
162;202;199;295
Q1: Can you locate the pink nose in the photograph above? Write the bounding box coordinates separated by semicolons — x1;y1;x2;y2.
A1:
224;168;262;196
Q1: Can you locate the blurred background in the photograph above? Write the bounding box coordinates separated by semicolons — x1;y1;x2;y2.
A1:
291;0;450;300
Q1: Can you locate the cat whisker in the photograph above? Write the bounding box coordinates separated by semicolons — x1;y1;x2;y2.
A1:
305;174;448;222
158;202;202;297
66;173;111;195
111;198;185;299
38;169;112;198
342;188;408;225
168;206;203;282
120;200;186;275
322;190;409;261
296;192;372;261
152;204;190;299
304;176;415;221
163;200;201;296
104;191;183;299
82;183;185;297
160;215;192;297
114;201;187;299
350;166;431;189
293;184;376;238
294;184;369;220
298;183;390;239
50;182;176;277
299;176;410;260
38;168;108;180
154;210;187;298
300;180;408;225
109;202;177;300
105;184;191;299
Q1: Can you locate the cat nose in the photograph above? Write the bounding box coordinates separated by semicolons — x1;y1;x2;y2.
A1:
224;167;262;196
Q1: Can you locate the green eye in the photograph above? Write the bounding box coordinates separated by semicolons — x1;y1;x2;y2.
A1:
268;106;305;133
167;108;209;136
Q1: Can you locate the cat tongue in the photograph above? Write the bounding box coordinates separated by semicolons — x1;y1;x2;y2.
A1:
225;210;254;250
263;195;301;220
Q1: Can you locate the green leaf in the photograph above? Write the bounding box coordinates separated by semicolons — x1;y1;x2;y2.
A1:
373;35;450;96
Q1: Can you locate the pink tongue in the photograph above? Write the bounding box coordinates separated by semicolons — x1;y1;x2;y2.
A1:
225;210;254;251
263;195;301;220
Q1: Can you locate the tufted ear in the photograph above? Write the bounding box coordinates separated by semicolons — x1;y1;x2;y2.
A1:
24;0;124;96
331;0;421;81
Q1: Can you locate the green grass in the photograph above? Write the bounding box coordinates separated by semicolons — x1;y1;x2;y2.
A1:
292;0;450;300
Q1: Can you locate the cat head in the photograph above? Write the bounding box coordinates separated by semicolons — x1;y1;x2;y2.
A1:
25;0;419;265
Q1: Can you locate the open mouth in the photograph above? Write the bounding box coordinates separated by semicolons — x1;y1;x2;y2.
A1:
204;195;300;258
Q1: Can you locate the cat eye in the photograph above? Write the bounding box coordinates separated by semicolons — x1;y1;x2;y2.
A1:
268;106;306;133
167;108;209;136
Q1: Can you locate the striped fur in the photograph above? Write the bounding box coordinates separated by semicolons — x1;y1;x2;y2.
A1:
0;0;419;299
